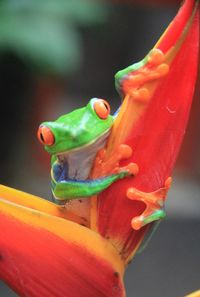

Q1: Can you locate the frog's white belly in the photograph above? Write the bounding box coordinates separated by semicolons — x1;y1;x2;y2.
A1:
67;148;98;180
58;131;110;220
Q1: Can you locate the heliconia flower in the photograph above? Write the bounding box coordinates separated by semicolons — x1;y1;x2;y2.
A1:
0;0;199;296
0;186;125;297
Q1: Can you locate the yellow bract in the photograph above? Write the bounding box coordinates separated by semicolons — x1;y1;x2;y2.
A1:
186;290;200;297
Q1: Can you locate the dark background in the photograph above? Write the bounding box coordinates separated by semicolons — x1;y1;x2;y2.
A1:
0;1;200;296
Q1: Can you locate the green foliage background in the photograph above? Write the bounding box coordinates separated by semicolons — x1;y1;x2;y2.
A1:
0;0;108;74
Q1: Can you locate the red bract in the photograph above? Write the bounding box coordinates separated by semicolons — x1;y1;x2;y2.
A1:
91;0;199;262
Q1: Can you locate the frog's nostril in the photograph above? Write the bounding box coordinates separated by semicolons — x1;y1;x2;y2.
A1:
37;126;55;146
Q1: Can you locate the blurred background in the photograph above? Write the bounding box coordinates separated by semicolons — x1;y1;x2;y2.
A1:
0;0;199;296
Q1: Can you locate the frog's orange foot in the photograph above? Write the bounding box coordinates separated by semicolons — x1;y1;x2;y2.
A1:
122;49;169;100
127;177;172;230
112;144;139;177
93;144;137;177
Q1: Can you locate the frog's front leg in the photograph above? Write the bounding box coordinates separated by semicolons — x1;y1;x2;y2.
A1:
52;163;137;204
115;48;169;99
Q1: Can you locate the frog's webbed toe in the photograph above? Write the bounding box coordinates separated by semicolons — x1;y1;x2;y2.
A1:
127;177;172;230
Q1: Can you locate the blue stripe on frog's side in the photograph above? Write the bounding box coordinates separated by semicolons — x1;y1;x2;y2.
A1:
52;161;68;182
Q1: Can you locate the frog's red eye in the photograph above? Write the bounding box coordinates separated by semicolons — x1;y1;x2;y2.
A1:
37;126;55;146
94;99;110;119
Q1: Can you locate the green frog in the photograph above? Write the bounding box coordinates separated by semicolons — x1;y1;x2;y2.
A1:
37;98;134;205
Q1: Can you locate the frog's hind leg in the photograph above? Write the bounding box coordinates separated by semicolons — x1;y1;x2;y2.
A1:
127;177;172;230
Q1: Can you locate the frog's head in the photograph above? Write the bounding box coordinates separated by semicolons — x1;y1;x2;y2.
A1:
37;98;114;155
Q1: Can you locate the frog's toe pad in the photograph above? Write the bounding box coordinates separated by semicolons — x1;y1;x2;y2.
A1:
124;163;139;176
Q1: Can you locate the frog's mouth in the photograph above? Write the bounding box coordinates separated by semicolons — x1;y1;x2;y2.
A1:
56;130;110;181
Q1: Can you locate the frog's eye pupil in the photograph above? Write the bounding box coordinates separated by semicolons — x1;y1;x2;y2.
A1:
103;102;109;110
94;99;110;119
40;133;44;142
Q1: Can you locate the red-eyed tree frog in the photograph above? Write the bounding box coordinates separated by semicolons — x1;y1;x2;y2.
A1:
37;98;134;205
37;49;170;229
